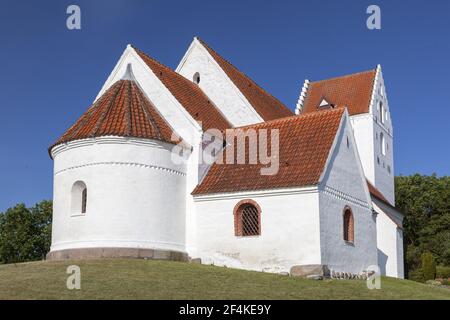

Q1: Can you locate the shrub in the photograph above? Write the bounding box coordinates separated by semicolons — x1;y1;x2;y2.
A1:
436;265;450;279
421;252;436;281
408;269;425;282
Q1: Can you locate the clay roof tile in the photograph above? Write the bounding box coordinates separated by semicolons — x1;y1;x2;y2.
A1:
192;108;345;195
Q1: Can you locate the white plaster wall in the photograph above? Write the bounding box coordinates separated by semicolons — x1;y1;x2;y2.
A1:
184;136;202;257
372;72;394;204
50;137;187;254
372;120;395;205
319;115;378;273
373;199;404;278
369;68;395;204
396;228;405;278
176;39;263;127
348;67;394;205
349;114;375;184
193;188;321;273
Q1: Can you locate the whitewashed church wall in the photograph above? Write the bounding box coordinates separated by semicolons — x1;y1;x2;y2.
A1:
193;188;321;273
50;137;187;254
319;115;378;274
373;199;404;278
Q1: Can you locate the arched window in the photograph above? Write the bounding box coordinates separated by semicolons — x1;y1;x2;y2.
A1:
380;132;386;155
71;181;87;215
343;207;354;243
233;200;261;236
193;72;200;84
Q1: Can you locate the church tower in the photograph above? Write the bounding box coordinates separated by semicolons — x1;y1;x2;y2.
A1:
295;65;395;204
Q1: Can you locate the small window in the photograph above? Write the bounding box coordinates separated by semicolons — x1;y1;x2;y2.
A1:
193;72;200;84
71;181;87;216
234;200;261;237
346;136;350;148
380;132;386;155
343;207;354;243
387;165;391;174
379;102;384;124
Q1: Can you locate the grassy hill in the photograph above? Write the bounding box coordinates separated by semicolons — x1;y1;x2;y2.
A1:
0;259;448;300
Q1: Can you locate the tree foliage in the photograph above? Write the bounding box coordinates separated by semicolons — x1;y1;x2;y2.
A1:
0;201;52;264
395;174;450;277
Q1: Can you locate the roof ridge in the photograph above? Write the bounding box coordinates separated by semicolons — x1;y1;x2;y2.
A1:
196;37;292;117
232;107;345;130
133;45;232;130
310;68;377;84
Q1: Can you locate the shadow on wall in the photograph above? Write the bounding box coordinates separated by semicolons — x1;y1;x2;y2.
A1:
377;248;388;275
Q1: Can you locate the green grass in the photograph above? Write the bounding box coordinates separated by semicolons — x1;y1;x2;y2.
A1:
0;259;449;300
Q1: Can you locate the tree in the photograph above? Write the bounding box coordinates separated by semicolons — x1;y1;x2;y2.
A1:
395;174;450;278
0;201;52;264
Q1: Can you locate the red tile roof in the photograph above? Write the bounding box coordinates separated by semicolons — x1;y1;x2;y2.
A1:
134;47;232;131
366;180;390;204
192;108;345;195
50;79;180;150
302;69;376;116
197;38;294;121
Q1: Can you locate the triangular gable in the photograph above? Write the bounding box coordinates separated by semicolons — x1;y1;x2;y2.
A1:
318;109;373;209
134;46;232;132
194;38;293;122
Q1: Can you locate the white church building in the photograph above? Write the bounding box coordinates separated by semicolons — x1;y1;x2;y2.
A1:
47;37;404;278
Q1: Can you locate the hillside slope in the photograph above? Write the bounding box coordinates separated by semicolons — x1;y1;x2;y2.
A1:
0;259;448;300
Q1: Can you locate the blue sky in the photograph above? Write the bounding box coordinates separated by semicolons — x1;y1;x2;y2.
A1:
0;0;449;211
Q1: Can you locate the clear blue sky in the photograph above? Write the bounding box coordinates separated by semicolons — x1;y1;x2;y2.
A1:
0;0;449;211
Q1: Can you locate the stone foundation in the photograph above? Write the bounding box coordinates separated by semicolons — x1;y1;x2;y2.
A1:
46;247;189;262
289;264;372;280
290;264;331;278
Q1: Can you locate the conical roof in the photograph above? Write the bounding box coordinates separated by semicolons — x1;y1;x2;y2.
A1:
50;65;180;150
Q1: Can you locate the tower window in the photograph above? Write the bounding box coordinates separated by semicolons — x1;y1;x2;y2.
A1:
234;200;261;237
193;72;200;84
346;136;350;148
380;132;386;155
343;207;354;243
379;102;384;124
